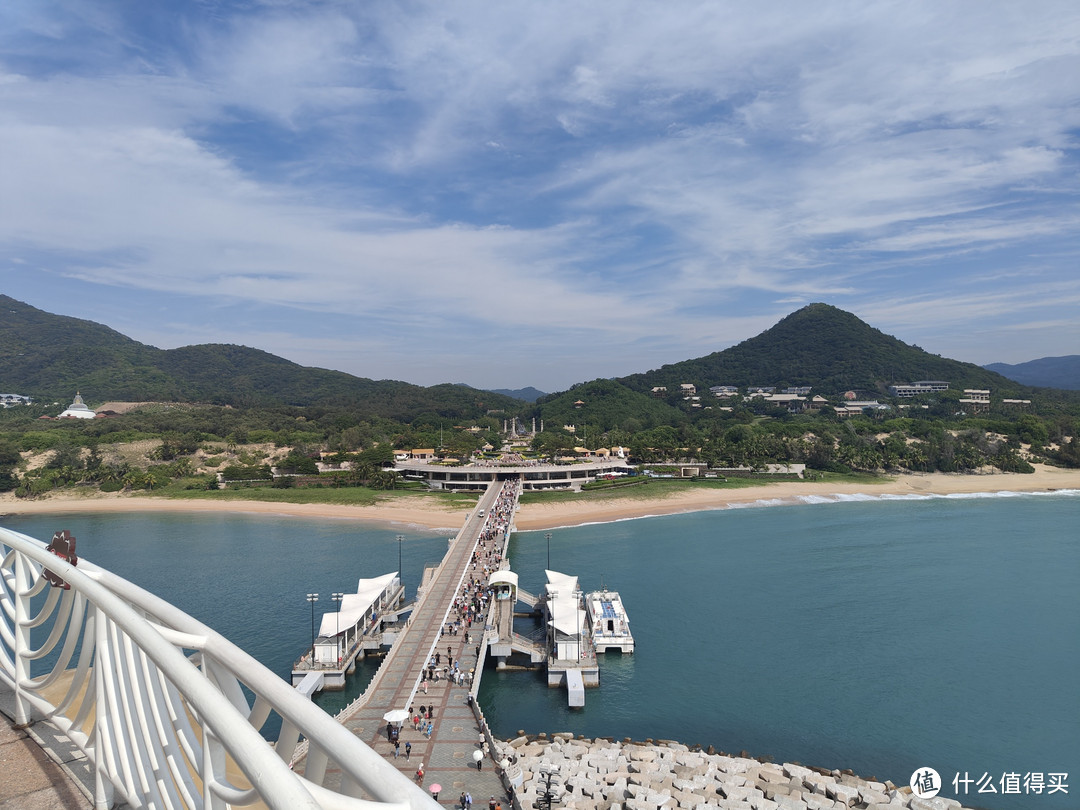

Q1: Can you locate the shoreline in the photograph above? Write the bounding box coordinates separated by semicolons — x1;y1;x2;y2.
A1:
1;465;1078;532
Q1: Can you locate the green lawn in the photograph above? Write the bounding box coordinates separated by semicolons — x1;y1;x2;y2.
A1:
142;481;478;509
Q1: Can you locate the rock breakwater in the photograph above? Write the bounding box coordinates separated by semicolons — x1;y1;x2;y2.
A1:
495;735;971;810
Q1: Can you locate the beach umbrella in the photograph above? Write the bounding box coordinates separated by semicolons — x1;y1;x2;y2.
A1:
383;709;409;726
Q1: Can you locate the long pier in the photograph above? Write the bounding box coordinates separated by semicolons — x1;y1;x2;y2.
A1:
302;480;519;803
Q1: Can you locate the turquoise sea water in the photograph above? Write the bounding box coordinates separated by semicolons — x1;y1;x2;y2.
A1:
4;492;1077;809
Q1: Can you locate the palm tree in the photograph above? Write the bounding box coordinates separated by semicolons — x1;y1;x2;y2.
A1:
370;470;399;490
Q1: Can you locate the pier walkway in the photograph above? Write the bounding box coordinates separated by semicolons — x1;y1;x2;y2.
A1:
307;480;520;805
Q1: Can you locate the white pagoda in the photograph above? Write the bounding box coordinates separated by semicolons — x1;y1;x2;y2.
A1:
57;392;96;419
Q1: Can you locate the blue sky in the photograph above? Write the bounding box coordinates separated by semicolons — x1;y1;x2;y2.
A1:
2;2;1079;393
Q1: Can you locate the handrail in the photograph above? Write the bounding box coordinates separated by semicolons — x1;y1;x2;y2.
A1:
1;526;438;810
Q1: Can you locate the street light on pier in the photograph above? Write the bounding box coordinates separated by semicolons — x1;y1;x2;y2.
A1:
574;587;582;661
331;592;344;663
545;532;551;571
396;534;404;597
306;593;318;664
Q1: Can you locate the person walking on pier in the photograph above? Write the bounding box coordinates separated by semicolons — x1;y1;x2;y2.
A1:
393;739;400;758
405;741;412;760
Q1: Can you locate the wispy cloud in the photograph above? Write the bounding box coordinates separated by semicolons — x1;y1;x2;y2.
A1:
2;1;1079;388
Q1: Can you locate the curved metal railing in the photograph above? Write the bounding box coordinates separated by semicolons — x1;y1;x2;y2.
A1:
0;526;439;810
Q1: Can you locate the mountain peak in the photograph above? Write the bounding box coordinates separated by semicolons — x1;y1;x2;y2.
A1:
619;303;1019;396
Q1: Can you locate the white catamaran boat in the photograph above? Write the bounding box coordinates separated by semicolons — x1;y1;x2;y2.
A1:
585;588;634;653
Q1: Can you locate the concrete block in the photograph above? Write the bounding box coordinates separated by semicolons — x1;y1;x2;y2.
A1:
826;782;860;807
804;794;836;810
759;768;789;784
784;764;814;781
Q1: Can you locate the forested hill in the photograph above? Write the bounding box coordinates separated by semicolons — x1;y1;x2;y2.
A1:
0;295;520;419
618;303;1024;397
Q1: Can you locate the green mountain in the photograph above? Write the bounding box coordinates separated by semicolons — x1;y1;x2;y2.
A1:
618;303;1027;398
985;356;1080;390
0;295;519;420
535;378;686;433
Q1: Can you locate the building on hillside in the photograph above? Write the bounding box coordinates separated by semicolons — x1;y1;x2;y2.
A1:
782;386;812;395
958;389;990;414
0;393;32;408
679;383;697;396
709;386;739;397
835;401;889;418
760;393;806;412
889;381;950;397
57;392;97;419
747;386;775;395
650;386;667;398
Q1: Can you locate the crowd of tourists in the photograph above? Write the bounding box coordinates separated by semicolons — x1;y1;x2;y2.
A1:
385;480;520;799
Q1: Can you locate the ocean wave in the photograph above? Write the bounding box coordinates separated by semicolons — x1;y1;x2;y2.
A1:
771;488;1080;508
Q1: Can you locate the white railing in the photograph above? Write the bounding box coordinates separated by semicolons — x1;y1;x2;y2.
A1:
0;527;438;810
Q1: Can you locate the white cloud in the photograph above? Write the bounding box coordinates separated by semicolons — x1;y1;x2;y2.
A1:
2;1;1080;388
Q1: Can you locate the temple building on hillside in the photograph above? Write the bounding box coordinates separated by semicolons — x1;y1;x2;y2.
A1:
57;392;97;419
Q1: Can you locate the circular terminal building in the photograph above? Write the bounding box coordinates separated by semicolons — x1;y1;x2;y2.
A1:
396;456;631;492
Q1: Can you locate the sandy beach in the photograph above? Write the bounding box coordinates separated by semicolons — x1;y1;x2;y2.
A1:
2;465;1077;532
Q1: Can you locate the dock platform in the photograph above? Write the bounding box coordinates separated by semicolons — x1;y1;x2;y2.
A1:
296;480;519;803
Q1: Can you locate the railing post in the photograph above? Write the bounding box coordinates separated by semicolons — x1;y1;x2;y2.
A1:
90;606;115;810
12;552;32;727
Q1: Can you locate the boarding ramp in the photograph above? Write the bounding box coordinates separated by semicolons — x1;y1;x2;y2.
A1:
565;669;585;708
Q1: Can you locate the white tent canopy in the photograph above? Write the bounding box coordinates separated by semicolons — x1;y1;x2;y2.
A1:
318;572;398;638
544;570;584;636
544;569;578;598
548;599;587;636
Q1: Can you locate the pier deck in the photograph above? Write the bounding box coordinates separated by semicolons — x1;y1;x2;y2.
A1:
307;481;517;804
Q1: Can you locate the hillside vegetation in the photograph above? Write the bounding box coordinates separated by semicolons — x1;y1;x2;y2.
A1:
2;297;1079;502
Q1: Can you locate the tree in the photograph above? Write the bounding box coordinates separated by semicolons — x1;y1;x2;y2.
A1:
370;470;399;490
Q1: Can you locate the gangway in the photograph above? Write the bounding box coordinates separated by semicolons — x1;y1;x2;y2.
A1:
565;668;585;707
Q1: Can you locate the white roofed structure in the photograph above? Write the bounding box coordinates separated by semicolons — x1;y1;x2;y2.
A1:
544;570;586;662
318;572;399;639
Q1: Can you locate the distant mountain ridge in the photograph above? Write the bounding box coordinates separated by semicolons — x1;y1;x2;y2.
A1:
0;295;520;419
984;356;1080;390
485;387;546;402
0;296;1053;427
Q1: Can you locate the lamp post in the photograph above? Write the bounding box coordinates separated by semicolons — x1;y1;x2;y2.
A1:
545;532;551;571
574;588;581;661
306;593;318;664
537;763;560;810
396;534;404;597
331;592;343;663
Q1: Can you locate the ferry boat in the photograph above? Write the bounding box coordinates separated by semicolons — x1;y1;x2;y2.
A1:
585;588;634;653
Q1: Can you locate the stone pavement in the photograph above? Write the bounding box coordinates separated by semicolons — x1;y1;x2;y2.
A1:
0;709;91;810
317;482;513;807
